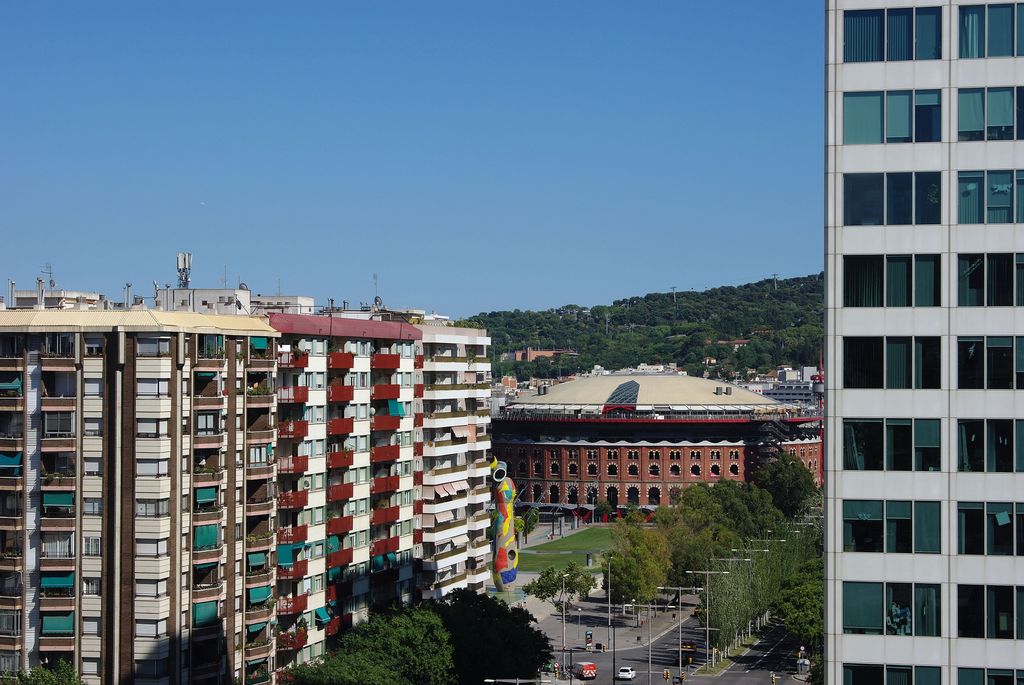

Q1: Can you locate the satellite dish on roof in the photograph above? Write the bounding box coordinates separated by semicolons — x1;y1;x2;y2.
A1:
239;282;250;291
373;295;383;309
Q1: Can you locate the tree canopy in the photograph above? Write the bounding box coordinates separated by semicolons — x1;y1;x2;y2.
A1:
17;662;84;685
522;560;597;612
750;454;818;519
460;273;823;379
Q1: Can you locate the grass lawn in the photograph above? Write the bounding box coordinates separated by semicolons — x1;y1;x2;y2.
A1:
516;527;614;573
517;551;592;573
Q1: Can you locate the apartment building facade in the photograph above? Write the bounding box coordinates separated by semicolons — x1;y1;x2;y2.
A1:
416;323;493;598
0;310;279;685
267;313;421;671
827;4;1024;684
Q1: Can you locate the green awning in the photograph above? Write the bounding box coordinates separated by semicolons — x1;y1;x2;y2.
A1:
195;487;217;504
370;554;385;572
385;551;398;566
193;601;218;626
247;621;268;634
40;572;74;588
42;492;73;507
314;607;331;625
246;658;268;667
196;371;218;379
387;400;405;417
250;337;268;351
327;566;341;582
326;535;340;554
248;586;272;604
194;524;219;550
0;453;22;467
247;552;266;568
41;612;74;635
0;378;21;392
194;562;217;571
277;543;296;568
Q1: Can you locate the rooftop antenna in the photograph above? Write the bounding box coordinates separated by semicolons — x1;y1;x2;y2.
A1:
373;273;379;300
221;265;228;289
41;263;55;289
670;286;677;303
176;252;192;289
277;277;281;296
771;273;779;290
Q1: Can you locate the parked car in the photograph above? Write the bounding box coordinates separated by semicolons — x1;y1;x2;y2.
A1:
680;641;697;653
575;662;598;680
615;666;637;680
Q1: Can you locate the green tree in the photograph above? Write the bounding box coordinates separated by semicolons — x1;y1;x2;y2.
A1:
289;607;455;685
522;561;597;613
773;558;823;650
432;589;552;685
604;513;670;603
17;661;84;685
751;454;818;519
517;508;540;544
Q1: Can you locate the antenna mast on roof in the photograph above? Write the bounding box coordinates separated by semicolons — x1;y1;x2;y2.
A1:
176;253;192;289
41;263;55;289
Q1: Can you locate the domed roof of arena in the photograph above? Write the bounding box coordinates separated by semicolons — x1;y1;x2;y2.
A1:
511;374;781;409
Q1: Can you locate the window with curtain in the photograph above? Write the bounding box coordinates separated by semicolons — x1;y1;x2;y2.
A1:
844;174;884;225
843;582;883;633
886;91;912;142
958;337;985;388
914;501;941;552
959;669;985;685
886;667;912;685
915;171;941;224
1017;336;1024;388
887;337;912;389
844;337;884;388
986;420;1014;472
915;255;941;306
843;419;883;470
845;10;884;62
886;419;912;470
959;254;985;305
887;173;913;224
844;92;883;144
914;419;941;471
887;8;914;60
915;585;941;636
959;171;985;223
959;501;986;553
915;336;941;389
988;88;1015;139
887;583;913;635
885;500;913;553
959;89;986;141
843;500;883;552
886;256;912;306
1016;254;1024;303
916;7;942;59
986;253;1014;305
988;170;1014;223
959;421;986;472
960;5;986;58
986;501;1014;554
913;89;942;141
844;255;883;307
986;336;1013;388
988;4;1015;56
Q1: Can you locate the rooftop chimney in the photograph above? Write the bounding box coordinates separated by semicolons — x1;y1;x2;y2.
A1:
35;278;44;309
6;280;13;308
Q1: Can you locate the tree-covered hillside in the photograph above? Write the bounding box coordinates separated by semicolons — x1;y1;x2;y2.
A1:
461;273;823;380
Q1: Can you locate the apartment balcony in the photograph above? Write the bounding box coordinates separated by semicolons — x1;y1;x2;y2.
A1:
0;396;23;413
327;352;355;369
40;436;75;452
326;515;354;536
39;553;75;572
39;356;75;372
39;589;75;611
0;517;24;531
414;354;424;369
245;604;273;624
276;592;309;615
324;615;342;636
414;413;423;427
278;420;308;439
0;553;22;572
327;483;353;503
245;390;275;409
276;628;308;651
38;635;75;652
244;639;274;661
192;394;225;410
40;514;75;533
193;466;225;484
244;462;275;481
245;568;274;588
413;500;423;514
277;524;308;544
370;384;400;401
371;475;400;494
191;580;225;602
193;545;223;565
192;432;225;450
371;415;400;431
277;490;308;510
192;505;223;525
245;495;275;517
40;397;75;412
40;474;76;492
413;529;423;544
245;533;275;552
277;386;309;404
327;417;354;436
370;505;400;526
327;547;353;568
327;449;354;469
370;444;400;463
0;437;23;452
413;443;423;458
278;351;309;369
0;358;24;372
370;354;401;370
246;427;275;444
248;351;276;371
276;455;307;475
370;536;400;556
328;385;354;403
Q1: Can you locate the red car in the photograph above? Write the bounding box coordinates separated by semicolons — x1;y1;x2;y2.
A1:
575;662;598;680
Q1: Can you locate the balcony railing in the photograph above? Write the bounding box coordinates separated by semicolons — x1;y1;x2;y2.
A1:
277;628;308;651
277;525;308;544
327;417;354;436
326;515;354;536
371;475;400;494
277;560;309;582
370;536;400;556
370;384;400;401
371;415;400;431
278;351;309;369
327;352;355;369
276;455;308;475
277;490;308;509
327;483;353;503
276;592;309;614
370;505;400;526
327;547;353;568
327;449;354;469
278;420;309;439
370;354;401;370
370;444;400;463
328;385;355;403
277;386;309;404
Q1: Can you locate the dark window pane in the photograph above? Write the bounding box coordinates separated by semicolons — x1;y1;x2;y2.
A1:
987;336;1014;389
914;419;941;471
887;337;912;389
843;582;883;633
886;419;912;471
958;420;985;472
957;584;985;637
1016;253;1024;304
845;10;884;62
959;254;985;306
844;255;883;307
987;585;1014;638
915;171;942;224
959;502;985;553
845;174;885;226
1018;87;1024;140
959;668;984;685
886;501;913;553
987;420;1014;472
915;90;942;142
1018;503;1024;556
914;585;941;636
916;7;942;59
915;337;941;389
986;502;1014;554
843;500;884;552
886;583;913;636
914;255;941;306
844;665;884;685
844;337;884;388
886;255;912;306
844;419;883;470
915;501;941;553
987;253;1014;305
887;9;914;60
958;337;985;389
959;171;985;223
887;173;913;225
1017;337;1024;388
915;666;941;685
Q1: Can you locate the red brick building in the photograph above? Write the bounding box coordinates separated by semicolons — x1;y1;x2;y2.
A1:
492;375;821;511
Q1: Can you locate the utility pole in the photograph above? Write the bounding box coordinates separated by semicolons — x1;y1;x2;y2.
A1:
659;585;703;679
685;569;730;671
561;573;569;674
670;286;677;303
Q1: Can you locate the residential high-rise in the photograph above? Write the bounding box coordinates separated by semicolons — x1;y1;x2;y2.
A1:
0;310;279;685
826;5;1024;683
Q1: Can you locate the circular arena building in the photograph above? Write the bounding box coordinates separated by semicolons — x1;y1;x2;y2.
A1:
492;374;821;513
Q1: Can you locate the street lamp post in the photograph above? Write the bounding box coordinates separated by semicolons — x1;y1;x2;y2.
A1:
561;573;569;672
577;607;582;640
685;569;729;670
627;600;675;685
606;555;617;678
658;585;703;680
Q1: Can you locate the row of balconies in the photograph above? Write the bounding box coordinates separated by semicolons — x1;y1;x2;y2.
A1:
279;351;410;371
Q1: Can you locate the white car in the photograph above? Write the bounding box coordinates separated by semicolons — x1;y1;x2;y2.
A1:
615;667;637;680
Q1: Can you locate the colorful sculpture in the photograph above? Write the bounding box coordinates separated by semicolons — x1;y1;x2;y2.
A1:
489;457;519;590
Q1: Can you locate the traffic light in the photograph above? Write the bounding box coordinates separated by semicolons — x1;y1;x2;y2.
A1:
687;656;693;665
680;672;686;682
663;669;670;681
770;673;777;685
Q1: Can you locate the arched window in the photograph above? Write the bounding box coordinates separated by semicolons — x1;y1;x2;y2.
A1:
518;448;527;459
549;485;560;503
669;464;681;476
607;487;619;507
607;450;619;460
587;449;599;460
691;464;701;476
711;463;721;476
608;464;618;476
627;463;639;476
710;450;721;460
587;463;598;476
729;463;740;476
649;463;660;476
626;487;640;505
533;462;543;476
690;450;701;460
568;462;578;475
669;450;681;460
648;450;660;460
532;484;542;501
729;449;740;460
533;449;542;459
587;487;598;505
517;461;527;474
647;487;661;505
627;450;639;460
567;486;578;504
550;462;560;476
669;487;682;505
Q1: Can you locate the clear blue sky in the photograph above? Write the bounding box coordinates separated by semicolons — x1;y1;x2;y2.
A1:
0;2;823;318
